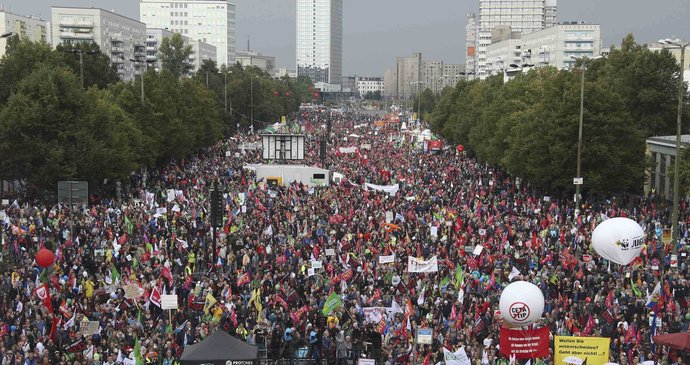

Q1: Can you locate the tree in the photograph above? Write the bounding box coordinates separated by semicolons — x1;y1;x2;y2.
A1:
0;65;143;188
159;33;194;78
55;42;119;88
363;91;382;100
0;37;60;103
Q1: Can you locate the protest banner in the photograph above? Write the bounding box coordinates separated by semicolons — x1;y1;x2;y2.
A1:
407;256;438;273
554;336;610;365
499;326;549;359
161;295;178;310
443;347;471;365
379;255;395;264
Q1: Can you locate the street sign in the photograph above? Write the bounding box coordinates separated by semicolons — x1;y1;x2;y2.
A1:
573;177;583;185
57;181;88;207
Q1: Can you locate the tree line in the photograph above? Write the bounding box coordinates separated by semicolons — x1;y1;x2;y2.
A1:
430;34;688;199
0;35;313;192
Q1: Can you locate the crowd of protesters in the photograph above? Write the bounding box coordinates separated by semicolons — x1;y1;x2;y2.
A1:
0;107;689;365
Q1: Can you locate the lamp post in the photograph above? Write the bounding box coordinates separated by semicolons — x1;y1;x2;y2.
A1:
250;75;259;134
568;55;603;213
659;38;689;255
130;58;154;104
70;49;98;89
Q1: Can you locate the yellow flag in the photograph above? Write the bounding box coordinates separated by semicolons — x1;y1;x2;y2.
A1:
204;293;217;315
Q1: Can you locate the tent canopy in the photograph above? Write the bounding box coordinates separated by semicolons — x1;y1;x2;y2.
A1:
181;330;258;365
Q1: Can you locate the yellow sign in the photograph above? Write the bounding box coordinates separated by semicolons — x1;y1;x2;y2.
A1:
662;228;672;244
554;336;610;365
281;116;287;123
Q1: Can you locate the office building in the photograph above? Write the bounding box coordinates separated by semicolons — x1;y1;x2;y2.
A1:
0;10;48;58
296;0;343;90
51;7;146;81
145;28;216;73
383;52;422;99
357;77;384;98
465;13;478;78
236;50;275;73
341;76;357;93
485;22;601;79
467;0;557;78
140;0;236;66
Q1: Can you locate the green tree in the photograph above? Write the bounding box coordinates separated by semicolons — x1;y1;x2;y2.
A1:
0;37;60;103
55;42;119;88
159;33;194;78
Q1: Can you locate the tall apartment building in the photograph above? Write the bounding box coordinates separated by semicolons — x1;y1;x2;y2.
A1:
465;13;478;78
145;28;216;74
424;61;466;93
0;10;48;58
140;0;236;66
296;0;343;91
467;0;557;78
51;7;146;81
485;22;601;79
383;52;422;99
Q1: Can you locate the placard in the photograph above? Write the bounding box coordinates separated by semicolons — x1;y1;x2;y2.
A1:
311;260;322;269
416;328;433;344
357;359;375;365
499;326;549;359
478;229;486;236
80;321;100;336
161;295;178;310
473;245;484;256
649;316;662;329
554;336;610;365
325;249;336;256
379;255;395;264
307;268;315;277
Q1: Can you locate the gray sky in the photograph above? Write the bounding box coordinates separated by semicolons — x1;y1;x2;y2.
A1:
2;0;689;76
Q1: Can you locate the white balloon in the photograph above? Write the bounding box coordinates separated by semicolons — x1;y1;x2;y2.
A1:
591;217;644;265
499;281;544;326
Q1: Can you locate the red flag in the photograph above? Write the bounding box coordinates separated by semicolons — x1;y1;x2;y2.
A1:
150;286;162;308
237;273;251;287
450;305;457;321
625;323;636;344
35;284;54;313
59;300;71;319
49;316;61;342
422;353;431;365
161;266;173;283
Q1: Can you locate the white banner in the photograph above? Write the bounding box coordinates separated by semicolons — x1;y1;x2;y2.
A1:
161;295;178;310
166;189;175;202
444;348;471;365
379;255;395;264
363;307;386;323
339;146;358;154
407;256;438;273
80;321;100;336
364;183;399;195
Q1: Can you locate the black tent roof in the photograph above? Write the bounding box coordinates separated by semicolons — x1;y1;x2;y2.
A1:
180;330;258;365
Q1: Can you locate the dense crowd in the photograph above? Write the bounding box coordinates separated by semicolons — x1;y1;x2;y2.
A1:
0;108;688;365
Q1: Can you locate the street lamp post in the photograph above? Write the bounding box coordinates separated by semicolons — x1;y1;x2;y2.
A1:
130;59;154;104
250;75;258;134
659;38;689;255
569;55;602;212
70;49;98;89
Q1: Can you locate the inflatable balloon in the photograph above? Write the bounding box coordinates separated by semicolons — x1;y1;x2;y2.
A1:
499;281;545;326
456;144;464;153
35;248;55;268
591;217;644;265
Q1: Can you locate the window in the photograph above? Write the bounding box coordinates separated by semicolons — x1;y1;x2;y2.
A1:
313;173;325;180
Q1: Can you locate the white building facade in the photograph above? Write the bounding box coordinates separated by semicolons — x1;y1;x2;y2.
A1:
296;0;343;90
51;7;146;81
468;0;557;79
145;28;216;73
357;77;384;98
0;10;48;58
485;23;601;79
140;0;236;66
423;61;466;94
236;50;275;73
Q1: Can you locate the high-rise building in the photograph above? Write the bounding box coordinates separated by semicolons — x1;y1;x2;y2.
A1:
465;13;478;78
140;0;236;66
0;10;47;58
296;0;343;90
423;61;466;93
383;52;422;99
467;0;557;78
51;7;146;81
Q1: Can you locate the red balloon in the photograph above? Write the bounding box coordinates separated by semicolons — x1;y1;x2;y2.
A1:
456;144;465;153
273;91;279;96
35;248;55;268
585;297;591;303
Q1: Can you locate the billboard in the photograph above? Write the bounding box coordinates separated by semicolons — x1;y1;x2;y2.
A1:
261;134;305;160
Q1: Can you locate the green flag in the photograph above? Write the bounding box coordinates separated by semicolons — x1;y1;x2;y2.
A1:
631;278;642;298
440;276;450;288
322;291;343;316
455;266;465;289
125;216;134;235
110;264;120;283
134;337;144;365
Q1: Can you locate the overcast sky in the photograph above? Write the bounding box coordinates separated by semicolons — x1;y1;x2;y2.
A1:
2;0;689;76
